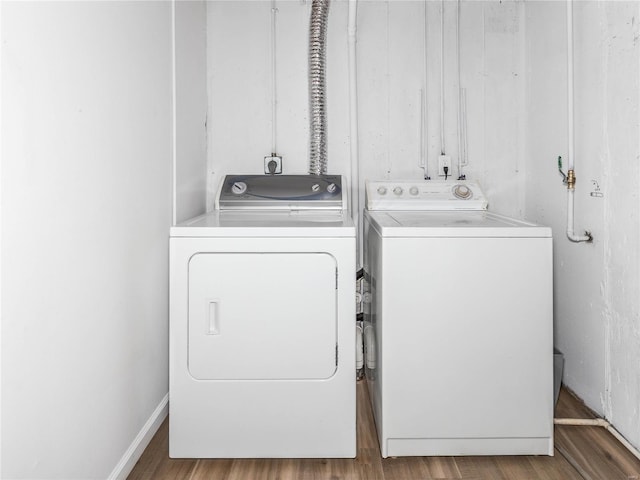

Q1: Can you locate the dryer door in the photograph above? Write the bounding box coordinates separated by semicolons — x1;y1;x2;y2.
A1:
188;252;338;380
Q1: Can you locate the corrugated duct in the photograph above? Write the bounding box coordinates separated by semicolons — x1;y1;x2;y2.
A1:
308;0;331;175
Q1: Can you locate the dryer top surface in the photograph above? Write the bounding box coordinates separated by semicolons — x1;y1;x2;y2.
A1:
171;210;355;238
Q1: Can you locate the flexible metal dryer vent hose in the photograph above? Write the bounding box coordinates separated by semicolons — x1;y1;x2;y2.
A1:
308;0;331;175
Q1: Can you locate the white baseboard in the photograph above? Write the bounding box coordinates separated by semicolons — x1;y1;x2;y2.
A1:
108;393;169;480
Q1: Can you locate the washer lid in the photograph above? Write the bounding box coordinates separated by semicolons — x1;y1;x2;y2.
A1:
365;210;552;238
171;210;355;238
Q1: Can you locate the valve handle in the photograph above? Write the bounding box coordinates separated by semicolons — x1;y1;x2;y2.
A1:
558;156;568;185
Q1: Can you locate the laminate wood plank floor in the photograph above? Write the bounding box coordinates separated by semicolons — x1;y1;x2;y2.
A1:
128;382;640;480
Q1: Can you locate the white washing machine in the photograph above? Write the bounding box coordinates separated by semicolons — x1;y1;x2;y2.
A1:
363;180;554;457
170;175;356;458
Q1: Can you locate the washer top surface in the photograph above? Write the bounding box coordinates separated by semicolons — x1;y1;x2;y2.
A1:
365;210;551;238
171;210;355;238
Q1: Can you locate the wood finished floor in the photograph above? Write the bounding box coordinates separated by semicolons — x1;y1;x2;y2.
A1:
128;382;640;480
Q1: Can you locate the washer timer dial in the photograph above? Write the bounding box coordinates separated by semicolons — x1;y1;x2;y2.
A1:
453;184;472;200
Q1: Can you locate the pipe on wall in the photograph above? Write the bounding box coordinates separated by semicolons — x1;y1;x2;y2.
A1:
308;0;331;175
271;0;279;156
348;0;361;266
565;0;592;243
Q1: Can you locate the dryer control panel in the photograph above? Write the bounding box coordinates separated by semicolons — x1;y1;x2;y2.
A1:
366;180;488;211
217;175;345;211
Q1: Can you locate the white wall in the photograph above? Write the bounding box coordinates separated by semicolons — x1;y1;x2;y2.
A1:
524;1;640;449
1;2;172;478
175;0;208;224
204;0;526;217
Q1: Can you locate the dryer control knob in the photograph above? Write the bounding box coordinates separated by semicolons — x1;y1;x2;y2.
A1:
377;186;388;195
393;186;403;196
327;183;337;193
231;181;247;195
409;186;419;196
453;184;472;199
312;183;321;192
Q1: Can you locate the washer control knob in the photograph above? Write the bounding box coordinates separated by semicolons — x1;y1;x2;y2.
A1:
231;181;247;195
377;186;388;195
393;186;403;196
312;183;321;192
409;186;419;196
327;183;337;193
453;184;472;199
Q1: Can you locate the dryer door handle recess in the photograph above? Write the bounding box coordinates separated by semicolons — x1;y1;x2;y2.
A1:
207;300;220;335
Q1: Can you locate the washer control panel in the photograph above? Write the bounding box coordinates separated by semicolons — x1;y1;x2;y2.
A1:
366;180;488;211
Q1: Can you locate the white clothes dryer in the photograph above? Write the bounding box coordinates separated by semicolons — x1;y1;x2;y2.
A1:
363;180;554;458
170;175;356;458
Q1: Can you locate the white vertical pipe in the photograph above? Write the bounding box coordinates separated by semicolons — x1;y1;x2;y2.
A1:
456;0;462;178
419;89;428;177
348;0;361;266
0;1;4;472
440;0;445;155
459;88;468;166
271;0;278;155
349;0;361;373
171;0;177;225
566;0;591;243
422;0;429;178
566;0;575;172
